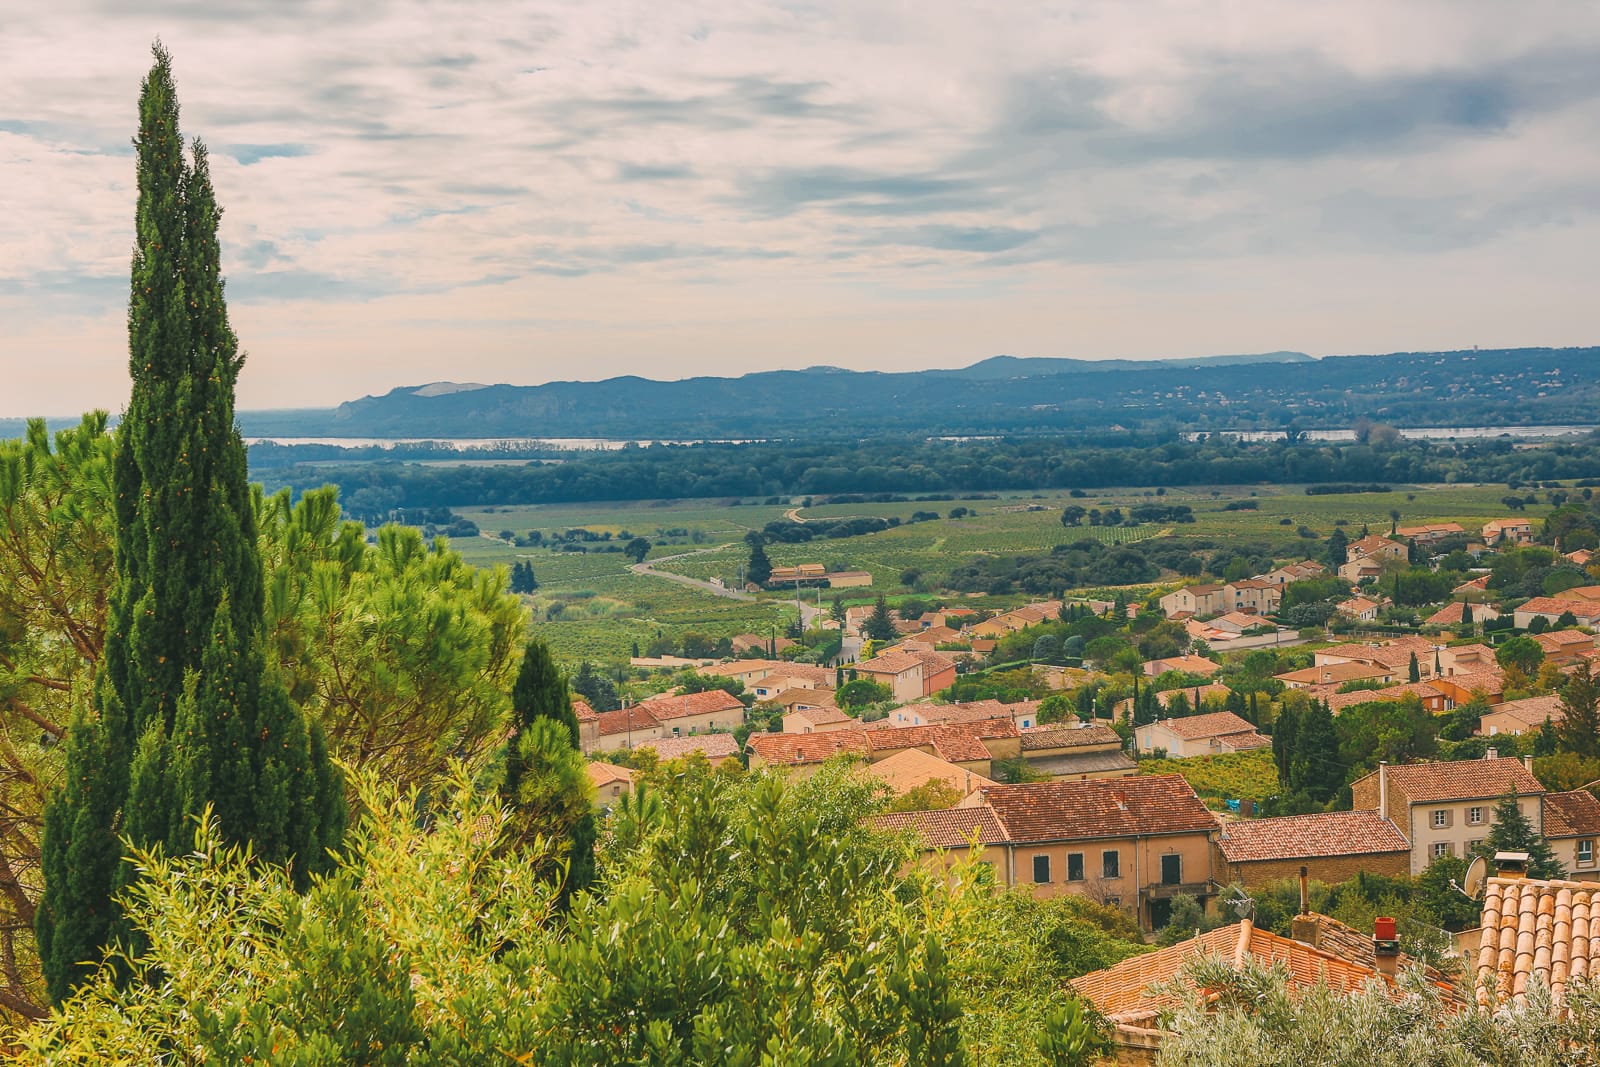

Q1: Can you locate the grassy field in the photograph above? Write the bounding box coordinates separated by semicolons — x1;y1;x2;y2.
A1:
1137;749;1280;806
419;482;1554;669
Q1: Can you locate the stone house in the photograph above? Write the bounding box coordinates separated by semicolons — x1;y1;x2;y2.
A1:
1214;810;1411;887
1350;756;1544;873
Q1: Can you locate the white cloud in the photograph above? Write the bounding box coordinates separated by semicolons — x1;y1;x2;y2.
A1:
2;0;1600;414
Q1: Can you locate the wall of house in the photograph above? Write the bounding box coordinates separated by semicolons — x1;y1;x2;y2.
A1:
1217;849;1410;888
1009;832;1214;928
1396;796;1543;873
1551;837;1600;880
592;726;663;753
654;709;744;736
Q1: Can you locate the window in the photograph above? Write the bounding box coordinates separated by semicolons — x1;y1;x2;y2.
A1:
1468;806;1484;825
1032;855;1051;884
1161;854;1183;886
1432;842;1452;860
1103;850;1121;879
1468;839;1484;853
1581;840;1596;866
1432;810;1451;829
1103;896;1121;908
1067;853;1085;882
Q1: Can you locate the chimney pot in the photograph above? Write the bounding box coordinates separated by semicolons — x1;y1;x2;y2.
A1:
1486;746;1498;761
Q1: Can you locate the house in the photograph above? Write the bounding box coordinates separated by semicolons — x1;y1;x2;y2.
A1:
1396;522;1465;545
1337;556;1385;583
825;570;873;589
748;719;1021;778
1159;583;1223;619
730;633;797;656
854;649;957;701
866;748;994;798
1142;654;1220;678
701;659;790;687
781;703;856;734
1313;636;1439;679
888;699;1017;729
1431;668;1506;707
1479;694;1565;737
590;706;663;753
747;664;835;700
1545;789;1600;880
1456;574;1493;595
1350;756;1544;873
1437;642;1497;676
1019;723;1137;780
955;774;1219;928
636;733;742;764
769;563;827;584
1207;611;1275;635
1425;601;1498;629
1482;518;1535;546
574;699;600;753
1535;628;1598;665
1215;810;1412;886
746;731;871;777
1475;873;1600;1007
970;607;1049;638
1276;661;1397;689
1261;560;1326;586
771;686;839;714
1514;597;1600;629
1346;535;1409;563
1135;711;1270;757
1076;916;1456;1058
1337;596;1382;621
1325;682;1451;715
898;624;964;650
1219;579;1282;615
635;688;747;736
1555;584;1600;604
586;762;634;809
869;806;1012;883
1567;548;1594;567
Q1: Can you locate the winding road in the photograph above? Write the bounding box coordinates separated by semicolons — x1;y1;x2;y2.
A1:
628;544;754;601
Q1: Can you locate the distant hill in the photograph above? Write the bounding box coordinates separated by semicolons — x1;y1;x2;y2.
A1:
235;347;1600;440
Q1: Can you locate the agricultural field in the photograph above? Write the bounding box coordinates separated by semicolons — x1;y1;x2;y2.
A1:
415;481;1559;669
1137;749;1281;807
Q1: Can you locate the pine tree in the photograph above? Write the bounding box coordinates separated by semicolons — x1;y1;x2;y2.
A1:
1477;791;1564;880
37;46;343;1003
1558;661;1600;759
504;639;581;791
864;596;897;642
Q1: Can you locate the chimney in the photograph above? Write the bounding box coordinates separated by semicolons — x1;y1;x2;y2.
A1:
1524;755;1534;772
1298;865;1310;916
1495;851;1531;879
1378;762;1388;822
1485;746;1498;761
1373;917;1400;978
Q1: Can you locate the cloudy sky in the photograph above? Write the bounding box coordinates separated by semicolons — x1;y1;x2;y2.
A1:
5;1;1600;415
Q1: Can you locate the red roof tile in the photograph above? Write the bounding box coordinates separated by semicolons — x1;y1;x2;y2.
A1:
1353;757;1543;804
972;774;1214;842
637;689;746;720
870;805;1010;849
637;733;743;762
595;707;662;736
1148;710;1258;741
1544;789;1600;839
747;730;870;765
1217;810;1410;863
1021;723;1122;751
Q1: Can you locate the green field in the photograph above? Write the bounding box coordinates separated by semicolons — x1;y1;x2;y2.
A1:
421;483;1553;669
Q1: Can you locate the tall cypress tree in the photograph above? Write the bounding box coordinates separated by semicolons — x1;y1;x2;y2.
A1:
37;45;343;1003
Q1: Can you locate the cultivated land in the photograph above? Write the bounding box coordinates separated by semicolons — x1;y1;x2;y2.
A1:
433;483;1551;667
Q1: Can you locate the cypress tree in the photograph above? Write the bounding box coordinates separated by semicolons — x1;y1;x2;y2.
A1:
37;46;344;1003
1408;652;1420;683
502;637;581;800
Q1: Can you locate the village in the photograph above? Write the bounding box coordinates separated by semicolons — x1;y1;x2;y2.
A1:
573;510;1600;1061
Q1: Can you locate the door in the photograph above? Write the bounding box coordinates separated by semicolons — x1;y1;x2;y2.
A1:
1161;853;1182;886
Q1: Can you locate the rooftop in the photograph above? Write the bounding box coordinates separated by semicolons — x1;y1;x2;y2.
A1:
970;774;1214;842
866;748;994;797
1020;723;1122;751
637;688;746;720
1476;876;1600;1006
637;732;742;762
1217;810;1410;864
1544;789;1600;839
1148;710;1261;741
747;730;870;765
870;805;1010;850
595;706;663;736
1354;757;1543;804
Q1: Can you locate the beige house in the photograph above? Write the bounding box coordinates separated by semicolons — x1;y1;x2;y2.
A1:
1479;695;1565;737
1221;579;1282;614
1214;810;1411;887
955;775;1219;929
1338;556;1385;583
1019;723;1136;780
1135;711;1270;758
1544;789;1600;880
1396;523;1465;545
589;706;663;753
855;649;957;701
586;762;634;809
1142;654;1220;678
1482;518;1535;546
1350;756;1544;873
748;718;1020;778
1514;597;1600;630
635;689;747;737
1277;660;1397;689
1159;584;1224;618
866;748;994;798
1337;596;1382;622
1346;535;1409;563
636;733;742;764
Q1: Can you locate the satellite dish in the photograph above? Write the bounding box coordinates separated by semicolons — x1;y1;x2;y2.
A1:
1462;855;1489;898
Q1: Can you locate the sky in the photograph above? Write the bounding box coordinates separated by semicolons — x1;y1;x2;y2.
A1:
5;1;1600;416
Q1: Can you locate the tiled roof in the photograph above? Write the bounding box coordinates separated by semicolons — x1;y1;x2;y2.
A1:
573;699;598;723
1339;597;1380;614
1217;811;1410;863
1348;535;1404;556
1070;921;1412;1026
1536;629;1596;652
1021;723;1122;751
972;774;1214;842
1426;601;1489;626
1518;596;1599;618
789;704;853;726
1434;668;1507;697
637;689;746;720
1326;682;1447;713
1476;876;1600;1006
747;730;870;765
586;762;632;788
640;733;743;762
1544;789;1600;839
1025;750;1139;777
1488;694;1565;727
772;687;838;707
1215;731;1273;752
914;700;1017;725
595;707;662;736
1147;654;1220;675
1277;661;1394;685
866;748;994;796
1354;757;1543;804
870;805;1010;849
857;650;926;675
867;721;1016;764
1148;711;1259;741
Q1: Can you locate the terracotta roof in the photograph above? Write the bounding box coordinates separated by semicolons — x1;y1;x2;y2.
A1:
595;707;662;736
1536;629;1596;652
637;732;743;762
1277;661;1395;686
636;689;746;720
1146;654;1220;675
1544;790;1600;839
1396;523;1464;538
1071;921;1410;1026
1021;723;1122;751
1426;602;1488;626
586;762;633;788
1456;575;1492;592
772;687;838;708
1149;711;1259;741
1557;584;1600;602
1348;535;1404;556
866;748;995;796
1518;596;1599;618
1339;597;1381;614
870;805;1010;849
1025;750;1139;776
972;774;1214;842
1217;810;1410;864
1484;518;1533;532
857;649;927;676
1354;757;1543;804
789;704;853;727
573;699;598;723
867;720;1017;764
1434;668;1507;697
747;730;870;766
1488;695;1566;727
1325;682;1447;713
912;699;1017;725
1476;876;1600;1006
